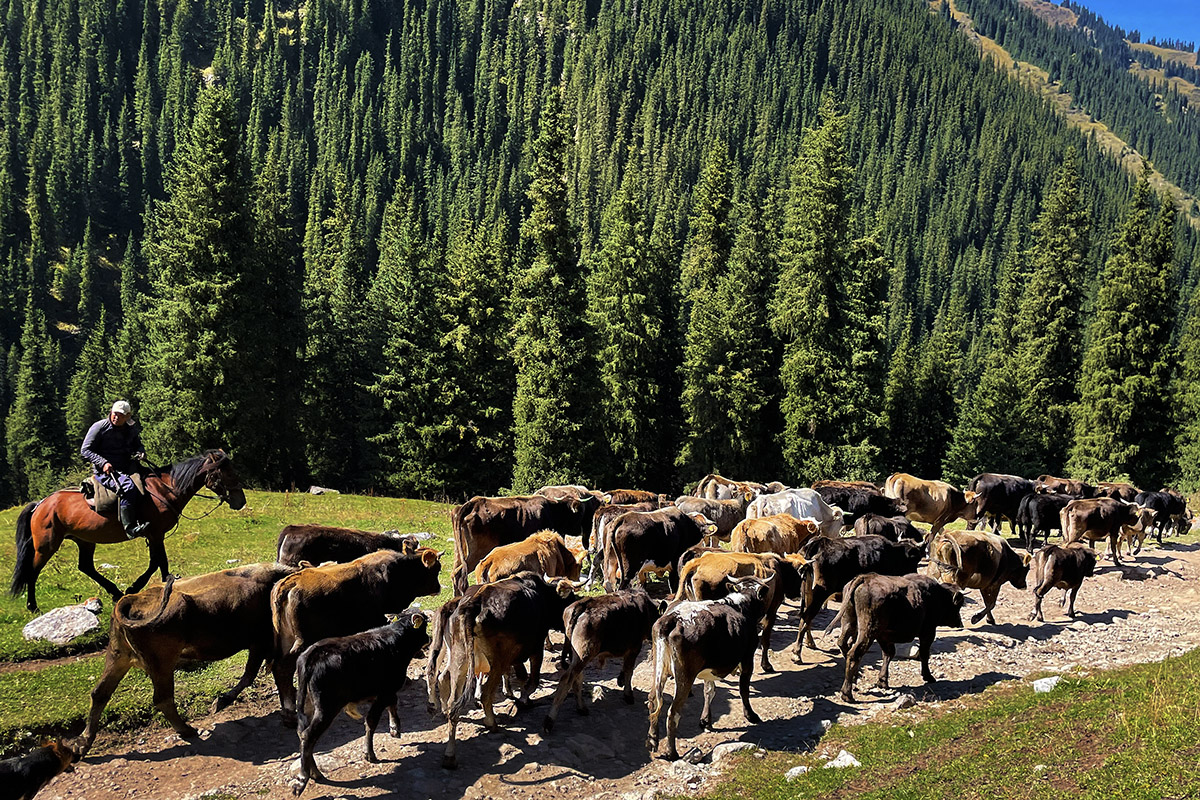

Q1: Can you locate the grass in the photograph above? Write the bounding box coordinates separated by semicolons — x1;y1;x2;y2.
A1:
0;489;456;754
695;649;1200;800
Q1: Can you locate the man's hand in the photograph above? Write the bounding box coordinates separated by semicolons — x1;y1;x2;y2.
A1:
102;462;114;475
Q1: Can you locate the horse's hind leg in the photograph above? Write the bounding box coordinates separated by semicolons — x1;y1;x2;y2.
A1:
128;537;170;594
75;541;123;601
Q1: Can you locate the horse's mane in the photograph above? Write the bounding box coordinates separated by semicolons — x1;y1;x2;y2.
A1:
166;450;226;492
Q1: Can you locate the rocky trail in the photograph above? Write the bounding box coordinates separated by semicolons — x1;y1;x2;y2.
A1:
37;540;1200;800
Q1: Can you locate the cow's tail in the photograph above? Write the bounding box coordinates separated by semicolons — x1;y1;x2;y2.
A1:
795;560;814;616
446;601;480;720
116;574;176;628
648;626;671;715
823;574;865;635
295;649;313;732
270;578;306;657
450;502;470;594
930;533;964;583
10;502;38;599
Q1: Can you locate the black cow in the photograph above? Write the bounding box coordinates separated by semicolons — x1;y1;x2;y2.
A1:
276;525;421;567
603;508;717;592
1029;543;1097;622
813;485;905;528
853;513;923;542
0;741;78;800
792;536;926;662
1016;492;1072;548
586;500;665;586
832;573;965;702
1134;490;1187;543
967;473;1036;535
292;612;430;795
542;589;661;733
646;576;772;761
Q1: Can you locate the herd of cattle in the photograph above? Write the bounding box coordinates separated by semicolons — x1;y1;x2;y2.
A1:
3;470;1194;798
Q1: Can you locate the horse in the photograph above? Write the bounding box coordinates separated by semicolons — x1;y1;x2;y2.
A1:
9;450;247;612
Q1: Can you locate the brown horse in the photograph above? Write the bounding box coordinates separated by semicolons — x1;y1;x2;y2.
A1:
9;450;247;612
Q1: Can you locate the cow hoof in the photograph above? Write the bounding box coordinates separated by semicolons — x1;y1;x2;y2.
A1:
177;725;201;739
290;776;309;796
664;749;680;762
646;737;658;753
840;692;853;703
761;664;777;674
699;716;712;730
442;754;458;770
542;717;555;734
745;711;762;724
211;695;234;713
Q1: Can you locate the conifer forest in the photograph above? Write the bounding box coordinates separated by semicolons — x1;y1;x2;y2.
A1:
3;0;1200;504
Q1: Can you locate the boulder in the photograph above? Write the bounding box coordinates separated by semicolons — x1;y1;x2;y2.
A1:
23;598;103;644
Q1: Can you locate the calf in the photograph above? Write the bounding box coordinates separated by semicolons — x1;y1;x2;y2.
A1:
853;513;923;542
542;589;661;733
675;551;806;672
292;611;430;796
0;741;78;800
437;573;579;769
604;508;717;592
792;536;925;662
1016;492;1072;548
80;563;296;752
272;548;442;727
646;576;772;761
472;529;581;583
276;525;420;567
928;530;1030;625
730;513;822;555
1028;543;1097;622
832;573;964;702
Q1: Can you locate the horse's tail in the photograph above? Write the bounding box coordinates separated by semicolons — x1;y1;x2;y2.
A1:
10;502;38;599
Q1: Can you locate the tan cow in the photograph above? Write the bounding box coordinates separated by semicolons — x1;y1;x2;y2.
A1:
472;530;582;583
1061;497;1156;565
884;472;977;536
730;514;822;555
928;530;1030;625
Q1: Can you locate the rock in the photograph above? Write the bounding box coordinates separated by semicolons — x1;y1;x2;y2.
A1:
897;643;920;659
412;531;433;540
23;600;103;644
308;486;339;495
225;559;240;564
823;750;861;769
820;719;833;732
1032;676;1061;693
710;742;756;763
890;694;917;710
499;743;521;762
567;733;615;760
592;685;607;703
785;765;811;781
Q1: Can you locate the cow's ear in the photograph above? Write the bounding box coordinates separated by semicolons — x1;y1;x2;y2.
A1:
410;612;426;630
1021;551;1032;566
421;549;440;568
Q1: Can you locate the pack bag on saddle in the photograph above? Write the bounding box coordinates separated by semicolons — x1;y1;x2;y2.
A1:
81;472;147;515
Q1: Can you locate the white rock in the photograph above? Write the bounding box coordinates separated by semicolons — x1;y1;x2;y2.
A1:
897;642;920;659
710;742;756;762
890;693;917;710
23;601;103;644
785;765;810;781
823;750;861;769
1034;764;1047;773
308;485;340;495
1032;676;1062;693
820;719;833;732
225;559;240;564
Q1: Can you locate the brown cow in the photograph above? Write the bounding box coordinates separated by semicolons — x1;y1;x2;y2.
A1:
694;473;775;500
883;472;977;536
1060;497;1156;565
472;530;582;584
675;551;807;671
276;525;420;567
587;498;675;585
451;494;601;593
673;493;755;543
603;508;717;592
271;548;442;726
79;563;297;752
605;489;666;505
1028;542;1097;621
928;530;1030;625
1034;475;1095;498
730;513;822;555
1095;481;1140;502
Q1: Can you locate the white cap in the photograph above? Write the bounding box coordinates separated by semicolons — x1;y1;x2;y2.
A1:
111;400;133;416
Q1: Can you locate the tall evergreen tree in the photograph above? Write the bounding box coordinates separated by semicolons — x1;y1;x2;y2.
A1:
64;306;109;442
1069;174;1178;485
510;88;593;491
5;297;65;500
140;85;259;462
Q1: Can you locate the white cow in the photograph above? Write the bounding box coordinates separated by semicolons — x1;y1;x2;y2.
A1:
746;489;844;538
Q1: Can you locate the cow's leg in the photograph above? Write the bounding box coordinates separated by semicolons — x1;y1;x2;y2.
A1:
663;672;695;761
480;670;504;730
80;648;135;755
274;651;300;728
387;697;402;737
516;650;544;710
1066;585;1081;617
543;650;586;733
213;649;264;713
971;586;1000;626
917;632;937;683
792;588;826;662
759;609;778;673
1030;583;1047;622
75;540;123;602
146;658;198;738
364;694;393;762
620;650;639;704
442;712;461;770
739;652;761;724
1109;533;1122;566
698;680;717;729
840;634;872;702
876;642;895;689
646;646;669;753
294;704;332;794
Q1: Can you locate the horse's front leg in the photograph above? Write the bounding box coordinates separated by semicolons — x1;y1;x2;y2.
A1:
128;537;170;594
75;540;124;602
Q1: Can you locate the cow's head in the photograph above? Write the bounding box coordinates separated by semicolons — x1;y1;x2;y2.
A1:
725;573;772;604
686;511;718;537
941;587;966;628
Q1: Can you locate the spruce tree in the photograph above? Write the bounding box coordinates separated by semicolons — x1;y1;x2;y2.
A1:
1069;174;1178;485
140;86;258;462
5;297;65;500
65;306;109;442
1012;149;1089;474
511;88;593;492
1175;288;1200;490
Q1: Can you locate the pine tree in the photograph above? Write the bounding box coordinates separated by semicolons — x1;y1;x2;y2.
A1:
1012;149;1089;474
65;306;109;443
511;88;593;492
5;297;65;500
1069;174;1178;485
140;86;257;462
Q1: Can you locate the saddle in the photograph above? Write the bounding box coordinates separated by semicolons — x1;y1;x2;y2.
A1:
80;473;147;516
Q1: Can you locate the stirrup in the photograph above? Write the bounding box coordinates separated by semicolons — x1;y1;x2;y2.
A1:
124;521;150;540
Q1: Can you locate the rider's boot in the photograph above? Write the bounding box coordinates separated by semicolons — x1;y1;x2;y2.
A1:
119;504;150;540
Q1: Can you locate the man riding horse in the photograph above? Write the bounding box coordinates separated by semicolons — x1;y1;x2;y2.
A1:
80;400;149;539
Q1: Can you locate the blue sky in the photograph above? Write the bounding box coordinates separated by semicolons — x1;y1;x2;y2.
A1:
1078;0;1200;50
